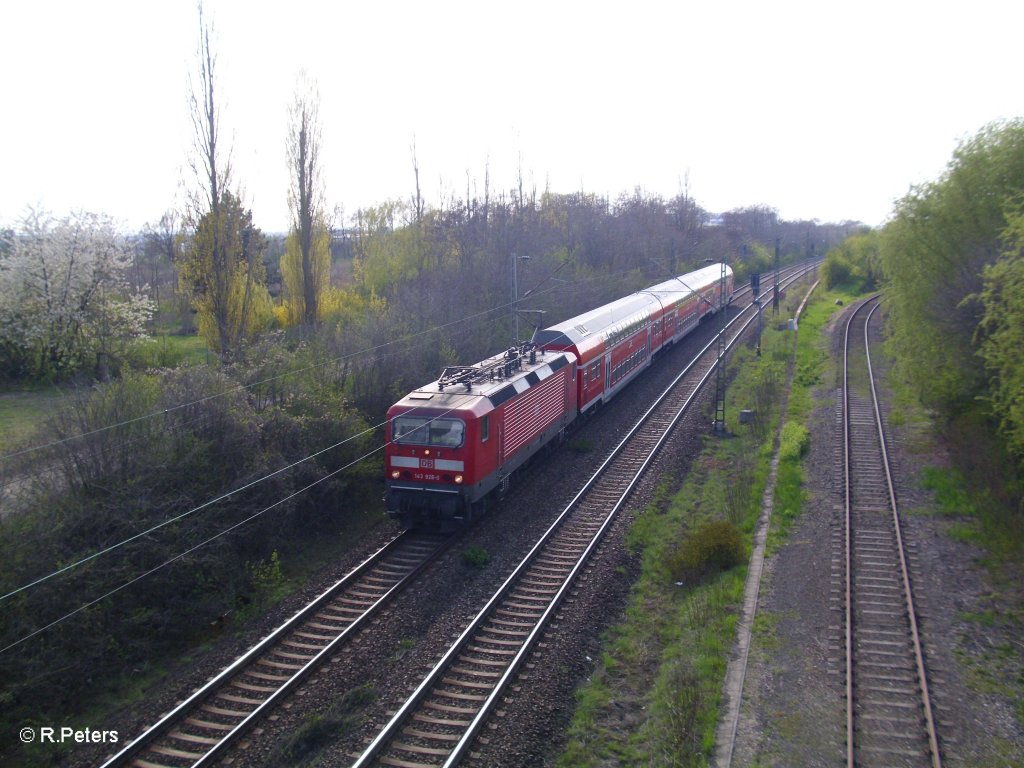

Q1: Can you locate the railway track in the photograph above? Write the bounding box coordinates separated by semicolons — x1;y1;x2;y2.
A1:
99;532;448;768
842;297;942;768
351;266;818;768
97;263;814;768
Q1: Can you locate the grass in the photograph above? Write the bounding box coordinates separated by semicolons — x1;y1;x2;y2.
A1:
557;277;864;767
266;684;376;767
0;334;210;447
558;286;823;767
127;332;213;369
0;388;68;445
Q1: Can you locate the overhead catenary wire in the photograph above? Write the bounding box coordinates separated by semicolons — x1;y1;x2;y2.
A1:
0;262;595;464
0;251;642;465
0;262;758;653
0;398;477;655
0;260;709;615
0;417;380;603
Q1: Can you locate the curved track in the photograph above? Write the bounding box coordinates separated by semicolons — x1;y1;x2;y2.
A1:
842;297;941;768
100;533;448;768
351;266;818;768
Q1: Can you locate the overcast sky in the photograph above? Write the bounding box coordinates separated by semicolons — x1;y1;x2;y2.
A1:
2;0;1021;234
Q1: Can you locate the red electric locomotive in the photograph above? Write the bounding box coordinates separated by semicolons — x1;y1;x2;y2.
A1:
384;262;732;529
385;345;578;529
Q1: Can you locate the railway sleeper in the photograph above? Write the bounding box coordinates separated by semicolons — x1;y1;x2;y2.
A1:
457;654;507;668
403;726;461;742
450;664;501;678
184;717;234;732
200;702;249;718
167;729;220;746
282;638;329;652
149;743;204;760
391;741;451;758
413;712;473;728
482;624;530;637
424;700;479;716
442;675;495;691
475;634;525;647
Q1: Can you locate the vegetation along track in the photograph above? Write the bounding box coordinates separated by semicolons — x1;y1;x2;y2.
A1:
842;297;942;767
351;265;817;768
96;263;812;768
99;532;448;768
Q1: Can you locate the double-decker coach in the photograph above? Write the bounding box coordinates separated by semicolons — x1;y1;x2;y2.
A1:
533;263;732;413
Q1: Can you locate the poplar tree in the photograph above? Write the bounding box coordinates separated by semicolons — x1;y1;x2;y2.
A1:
283;72;331;327
178;3;270;356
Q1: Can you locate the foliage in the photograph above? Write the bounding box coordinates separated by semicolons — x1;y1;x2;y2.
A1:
881;119;1024;412
667;520;746;583
461;545;491;568
976;203;1024;465
281;219;331;326
178;191;274;355
0;355;377;744
0;209;154;382
267;685;375;767
821;229;880;290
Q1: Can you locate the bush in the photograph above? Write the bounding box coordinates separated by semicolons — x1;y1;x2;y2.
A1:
461;545;491;568
667;520;745;583
821;252;853;289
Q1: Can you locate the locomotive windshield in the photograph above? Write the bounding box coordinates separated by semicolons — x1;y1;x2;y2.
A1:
392;416;465;447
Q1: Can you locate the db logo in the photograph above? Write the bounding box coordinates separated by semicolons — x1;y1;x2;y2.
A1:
419;458;434;469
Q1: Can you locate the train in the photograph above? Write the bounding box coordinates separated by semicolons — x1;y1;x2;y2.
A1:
384;263;734;529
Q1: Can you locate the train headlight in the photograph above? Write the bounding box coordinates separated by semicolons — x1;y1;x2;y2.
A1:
391;470;400;479
454;474;464;484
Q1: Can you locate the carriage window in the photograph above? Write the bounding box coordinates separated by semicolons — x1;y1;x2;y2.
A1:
392;416;465;447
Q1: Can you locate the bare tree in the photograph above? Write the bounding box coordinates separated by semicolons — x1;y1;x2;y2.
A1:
284;71;329;327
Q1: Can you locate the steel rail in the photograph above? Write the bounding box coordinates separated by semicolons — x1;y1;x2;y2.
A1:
102;261;816;768
99;531;447;768
862;300;942;768
352;263;818;768
843;296;942;768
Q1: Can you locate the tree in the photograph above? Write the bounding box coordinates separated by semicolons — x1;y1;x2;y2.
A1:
282;72;330;327
0;209;154;381
179;191;273;353
881;119;1024;411
976;203;1024;464
179;3;270;355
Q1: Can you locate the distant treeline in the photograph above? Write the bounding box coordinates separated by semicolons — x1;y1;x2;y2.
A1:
0;186;853;761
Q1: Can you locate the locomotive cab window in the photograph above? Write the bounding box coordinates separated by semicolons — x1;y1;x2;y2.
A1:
392;416;465;447
481;415;490;443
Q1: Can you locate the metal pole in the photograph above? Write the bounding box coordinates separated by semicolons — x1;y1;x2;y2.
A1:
512;251;519;345
773;237;781;315
713;261;727;433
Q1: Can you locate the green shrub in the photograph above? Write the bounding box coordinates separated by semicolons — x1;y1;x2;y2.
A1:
461;545;491;568
667;520;745;583
821;252;853;289
779;422;810;461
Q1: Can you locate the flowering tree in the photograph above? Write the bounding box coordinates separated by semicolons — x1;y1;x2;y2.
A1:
0;209;154;381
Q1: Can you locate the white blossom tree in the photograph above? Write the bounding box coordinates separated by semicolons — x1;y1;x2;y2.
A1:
0;209;154;381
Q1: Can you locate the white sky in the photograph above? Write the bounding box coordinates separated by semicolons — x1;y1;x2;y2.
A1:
2;0;1021;233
